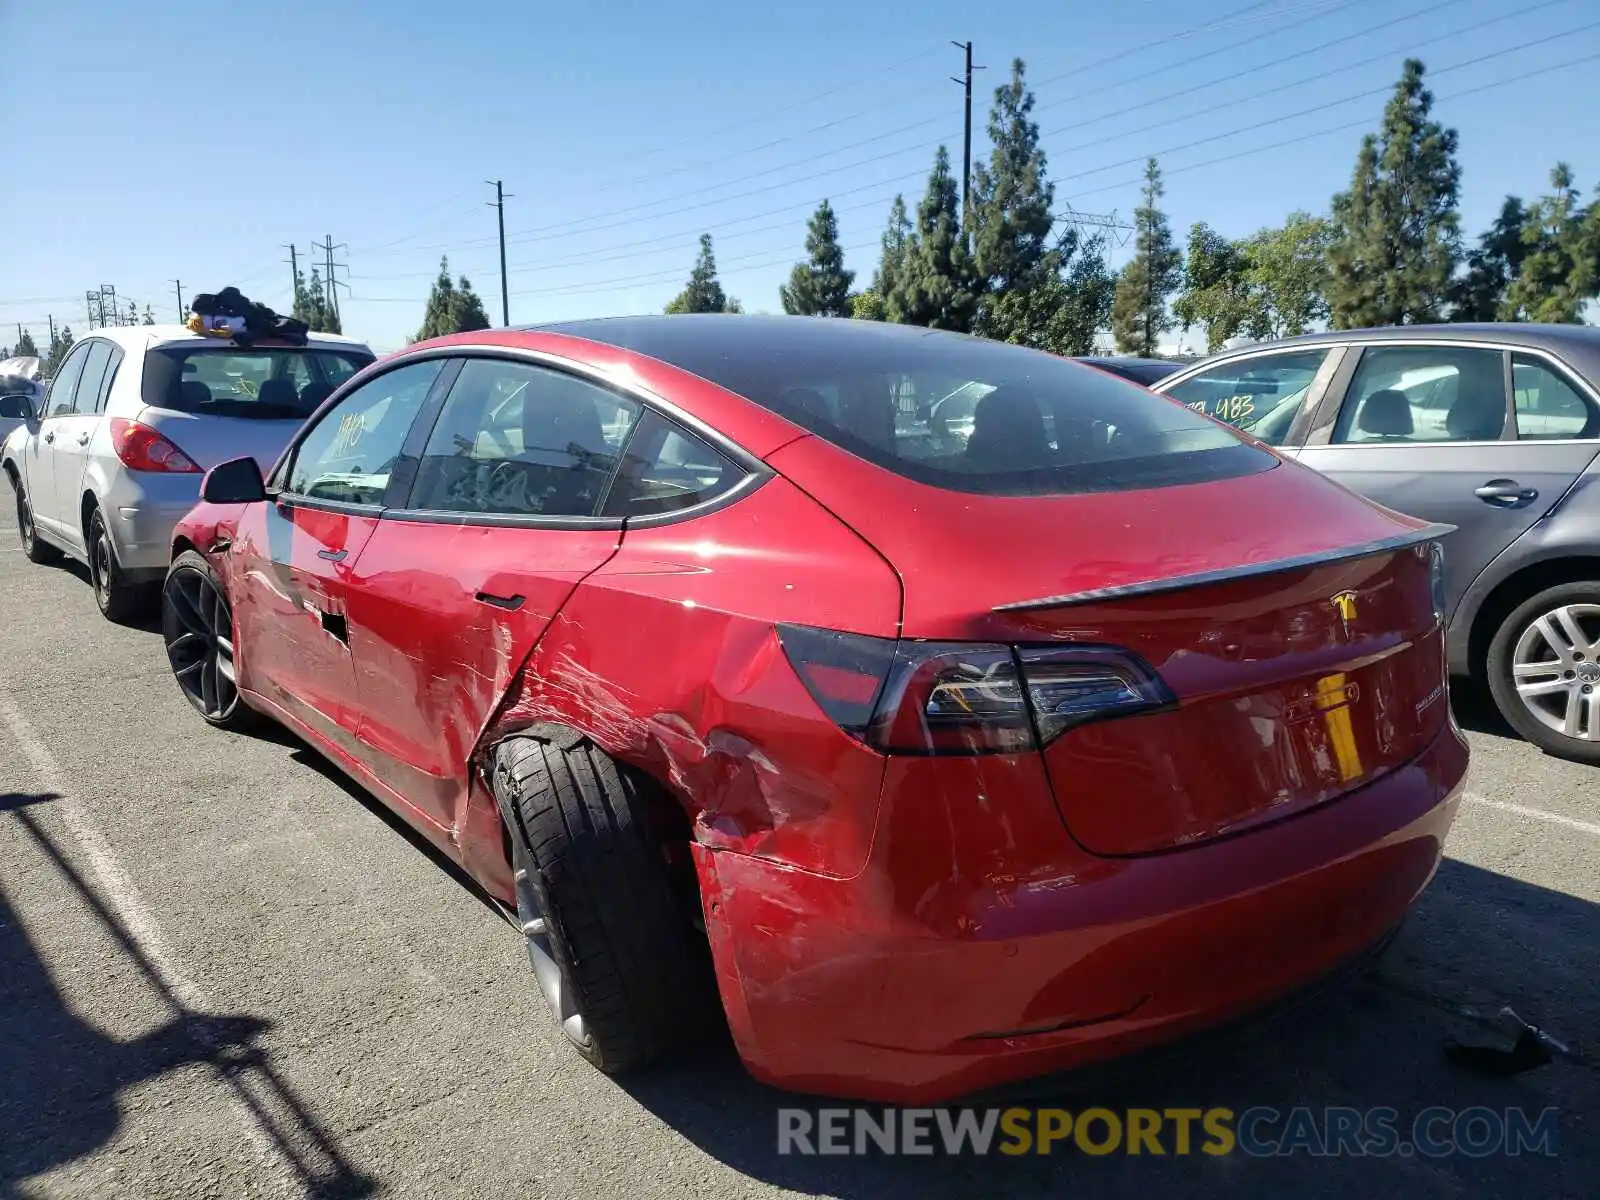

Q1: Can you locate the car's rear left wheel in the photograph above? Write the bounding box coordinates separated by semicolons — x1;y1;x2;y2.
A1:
87;505;147;623
492;730;718;1073
1487;580;1600;765
163;549;253;729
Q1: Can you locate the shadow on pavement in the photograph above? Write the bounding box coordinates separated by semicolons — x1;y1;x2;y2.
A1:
608;858;1597;1199
1449;675;1517;739
0;791;375;1199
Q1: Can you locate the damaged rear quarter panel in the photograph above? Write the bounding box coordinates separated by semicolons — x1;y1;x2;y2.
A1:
478;474;902;879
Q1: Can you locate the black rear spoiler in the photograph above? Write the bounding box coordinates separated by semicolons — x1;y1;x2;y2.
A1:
992;523;1456;613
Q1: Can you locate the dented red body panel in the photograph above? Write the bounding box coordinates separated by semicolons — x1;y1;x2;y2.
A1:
169;324;1468;1104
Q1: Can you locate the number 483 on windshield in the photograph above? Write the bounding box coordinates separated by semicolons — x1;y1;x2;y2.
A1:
1189;395;1256;424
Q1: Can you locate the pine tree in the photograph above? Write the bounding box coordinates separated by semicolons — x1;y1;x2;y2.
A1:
895;146;978;331
449;275;492;332
970;59;1055;295
1327;59;1462;327
868;196;912;322
666;234;737;314
780;200;855;316
415;257;493;339
142;305;156;325
417;258;460;340
978;228;1115;356
13;329;39;359
1111;158;1183;355
1449;197;1528;322
44;327;74;376
1502;165;1600;323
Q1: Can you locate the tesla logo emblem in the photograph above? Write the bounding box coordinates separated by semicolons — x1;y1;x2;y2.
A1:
1331;590;1359;636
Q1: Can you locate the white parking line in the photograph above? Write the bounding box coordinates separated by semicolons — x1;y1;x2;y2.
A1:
0;687;297;1194
1464;791;1600;837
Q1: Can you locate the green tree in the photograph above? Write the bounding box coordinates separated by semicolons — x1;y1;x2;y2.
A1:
851;290;885;320
666;234;741;313
13;329;39;359
1174;222;1258;352
1327;59;1461;328
292;265;341;334
1245;212;1332;338
1502;165;1600;323
895;146;978;331
866;196;912;322
44;327;74;376
1448;197;1528;321
1111;157;1183;355
978;229;1116;356
780;199;855;316
970;59;1055;295
416;257;492;339
126;299;138;327
142;305;156;325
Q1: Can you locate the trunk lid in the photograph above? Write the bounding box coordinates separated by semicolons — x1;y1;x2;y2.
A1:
765;436;1452;854
134;408;303;473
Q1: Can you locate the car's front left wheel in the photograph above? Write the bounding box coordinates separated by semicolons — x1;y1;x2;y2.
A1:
1487;580;1600;765
163;549;253;729
12;479;62;564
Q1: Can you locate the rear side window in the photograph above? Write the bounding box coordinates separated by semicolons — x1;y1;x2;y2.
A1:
144;346;373;421
1334;346;1509;444
603;411;745;517
1512;355;1599;439
564;326;1269;496
408;358;640;518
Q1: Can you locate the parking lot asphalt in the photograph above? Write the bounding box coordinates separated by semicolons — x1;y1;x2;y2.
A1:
0;505;1594;1199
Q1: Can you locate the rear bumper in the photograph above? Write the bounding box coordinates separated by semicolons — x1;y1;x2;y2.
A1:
693;721;1468;1104
102;474;201;577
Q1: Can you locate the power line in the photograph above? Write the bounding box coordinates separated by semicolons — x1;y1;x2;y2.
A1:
1065;47;1600;203
1053;21;1600;188
1043;0;1562;156
368;1;1367;260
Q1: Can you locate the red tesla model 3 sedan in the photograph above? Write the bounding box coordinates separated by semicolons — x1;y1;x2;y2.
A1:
163;316;1467;1103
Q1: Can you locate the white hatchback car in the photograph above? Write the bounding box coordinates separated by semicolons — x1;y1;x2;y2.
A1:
1;325;374;621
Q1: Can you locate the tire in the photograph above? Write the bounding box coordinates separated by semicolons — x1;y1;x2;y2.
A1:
86;504;148;624
162;549;256;730
12;478;62;564
492;730;717;1073
1486;580;1600;765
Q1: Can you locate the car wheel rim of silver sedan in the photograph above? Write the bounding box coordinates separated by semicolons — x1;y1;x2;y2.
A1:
1511;603;1600;741
163;570;238;719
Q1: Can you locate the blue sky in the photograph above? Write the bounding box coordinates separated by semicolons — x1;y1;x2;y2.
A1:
2;0;1597;354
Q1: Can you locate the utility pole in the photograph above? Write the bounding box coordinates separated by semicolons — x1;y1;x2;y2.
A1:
285;243;300;306
85;291;98;327
48;314;56;344
173;279;185;321
312;235;348;328
487;180;513;326
950;41;983;231
100;285;118;327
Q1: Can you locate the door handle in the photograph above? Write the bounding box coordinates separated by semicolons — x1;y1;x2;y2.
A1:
75;432;91;446
317;548;348;562
42;431;54;444
474;590;525;611
1474;480;1539;508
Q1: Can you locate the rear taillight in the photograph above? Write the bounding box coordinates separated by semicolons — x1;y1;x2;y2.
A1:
108;418;201;473
777;624;1173;756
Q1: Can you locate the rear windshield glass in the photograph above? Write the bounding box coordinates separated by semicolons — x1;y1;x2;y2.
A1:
145;347;373;420
546;319;1273;496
